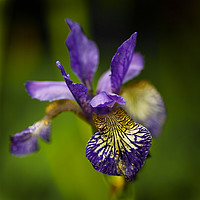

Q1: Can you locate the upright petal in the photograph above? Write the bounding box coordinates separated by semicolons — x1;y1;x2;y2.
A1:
66;19;99;90
111;33;137;94
96;52;143;94
10;120;51;157
25;81;75;102
121;80;166;137
86;107;152;181
123;52;144;84
96;70;112;94
56;61;92;119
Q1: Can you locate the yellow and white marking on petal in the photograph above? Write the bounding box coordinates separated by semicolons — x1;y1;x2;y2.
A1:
92;107;150;161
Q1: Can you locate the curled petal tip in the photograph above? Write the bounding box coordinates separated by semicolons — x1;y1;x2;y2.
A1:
56;61;69;79
56;61;62;69
90;92;126;110
56;61;68;75
10;133;39;157
10;120;51;157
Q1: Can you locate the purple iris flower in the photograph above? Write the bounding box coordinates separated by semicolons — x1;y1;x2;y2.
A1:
10;19;166;182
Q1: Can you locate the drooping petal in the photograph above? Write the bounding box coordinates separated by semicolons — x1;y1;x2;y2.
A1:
121;80;166;137
90;91;126;108
96;70;112;94
56;61;92;119
111;33;137;94
25;81;75;102
10;120;51;157
65;19;99;90
123;52;144;84
86;107;152;182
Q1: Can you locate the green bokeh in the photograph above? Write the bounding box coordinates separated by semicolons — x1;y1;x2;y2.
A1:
0;0;200;199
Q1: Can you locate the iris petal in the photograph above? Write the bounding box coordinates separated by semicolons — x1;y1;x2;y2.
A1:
56;61;92;119
66;19;99;90
123;52;144;84
86;107;152;181
25;81;75;102
10;120;51;157
111;33;137;94
96;70;112;94
96;52;144;94
90;91;126;108
121;80;166;137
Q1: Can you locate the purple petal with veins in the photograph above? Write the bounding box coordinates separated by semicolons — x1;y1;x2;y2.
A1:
111;33;137;94
10;121;51;157
65;18;99;90
96;70;112;94
56;61;92;119
90;91;125;109
123;52;144;84
25;81;75;102
86;107;152;181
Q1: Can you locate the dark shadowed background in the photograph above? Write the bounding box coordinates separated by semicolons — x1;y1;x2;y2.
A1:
0;0;200;199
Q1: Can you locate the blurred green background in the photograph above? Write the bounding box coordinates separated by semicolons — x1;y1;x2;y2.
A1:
0;0;200;199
